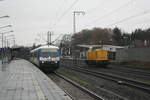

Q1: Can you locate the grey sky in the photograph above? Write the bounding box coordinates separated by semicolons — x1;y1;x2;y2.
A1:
0;0;150;46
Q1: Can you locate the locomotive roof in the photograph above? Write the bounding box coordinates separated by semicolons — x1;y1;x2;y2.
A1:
30;45;59;53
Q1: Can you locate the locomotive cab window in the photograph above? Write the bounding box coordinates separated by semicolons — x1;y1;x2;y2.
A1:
41;49;59;57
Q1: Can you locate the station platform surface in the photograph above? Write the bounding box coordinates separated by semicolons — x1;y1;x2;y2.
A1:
0;59;72;100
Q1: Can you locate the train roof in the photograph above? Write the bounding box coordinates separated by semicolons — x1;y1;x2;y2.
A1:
77;44;125;52
30;45;59;53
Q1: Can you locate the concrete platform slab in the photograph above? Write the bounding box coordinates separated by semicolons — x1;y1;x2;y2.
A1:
0;59;72;100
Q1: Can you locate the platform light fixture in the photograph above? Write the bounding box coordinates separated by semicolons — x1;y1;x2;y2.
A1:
0;15;10;19
0;30;14;64
0;25;12;29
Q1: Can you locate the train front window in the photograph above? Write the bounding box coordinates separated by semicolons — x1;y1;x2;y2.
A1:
41;49;59;57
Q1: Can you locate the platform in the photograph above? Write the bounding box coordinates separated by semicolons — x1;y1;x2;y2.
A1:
0;59;72;100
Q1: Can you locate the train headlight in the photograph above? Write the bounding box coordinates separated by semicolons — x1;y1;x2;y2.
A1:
40;57;44;61
56;57;60;61
42;61;44;63
40;57;48;61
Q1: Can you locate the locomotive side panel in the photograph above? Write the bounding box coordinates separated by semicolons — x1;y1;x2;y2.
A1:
85;49;109;67
96;49;108;60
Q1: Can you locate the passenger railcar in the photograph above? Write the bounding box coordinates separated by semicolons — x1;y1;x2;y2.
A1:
30;45;60;72
85;49;109;67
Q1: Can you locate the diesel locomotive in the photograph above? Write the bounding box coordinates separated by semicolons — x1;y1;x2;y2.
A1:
85;49;109;67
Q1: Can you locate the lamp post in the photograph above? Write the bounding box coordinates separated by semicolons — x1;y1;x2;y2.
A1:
0;15;10;19
73;11;85;34
0;30;13;64
2;33;14;48
71;11;85;58
0;25;12;29
0;24;12;64
4;34;15;47
4;37;15;63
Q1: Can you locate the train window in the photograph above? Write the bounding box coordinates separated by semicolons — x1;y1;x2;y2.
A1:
34;52;36;57
30;53;33;57
41;49;57;52
41;51;58;57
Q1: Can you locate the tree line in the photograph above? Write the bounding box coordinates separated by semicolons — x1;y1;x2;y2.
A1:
61;27;150;49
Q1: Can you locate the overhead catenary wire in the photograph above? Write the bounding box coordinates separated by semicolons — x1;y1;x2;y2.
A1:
134;19;150;25
117;17;150;32
50;0;67;29
51;34;64;44
37;34;47;42
75;0;108;25
85;0;107;13
123;18;150;28
86;0;133;26
106;9;150;27
52;0;79;29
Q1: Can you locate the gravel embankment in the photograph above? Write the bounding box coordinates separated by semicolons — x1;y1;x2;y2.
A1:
48;73;96;100
58;65;150;100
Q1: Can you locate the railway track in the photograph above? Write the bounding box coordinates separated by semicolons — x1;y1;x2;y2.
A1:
64;66;150;93
109;65;150;77
77;62;150;78
54;72;105;100
77;64;150;84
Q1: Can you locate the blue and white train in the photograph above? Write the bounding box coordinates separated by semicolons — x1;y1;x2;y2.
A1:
30;45;60;72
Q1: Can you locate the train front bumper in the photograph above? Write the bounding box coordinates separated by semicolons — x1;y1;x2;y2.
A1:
39;61;59;71
40;61;59;66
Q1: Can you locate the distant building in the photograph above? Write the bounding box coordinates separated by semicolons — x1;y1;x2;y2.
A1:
77;44;124;51
131;39;150;48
